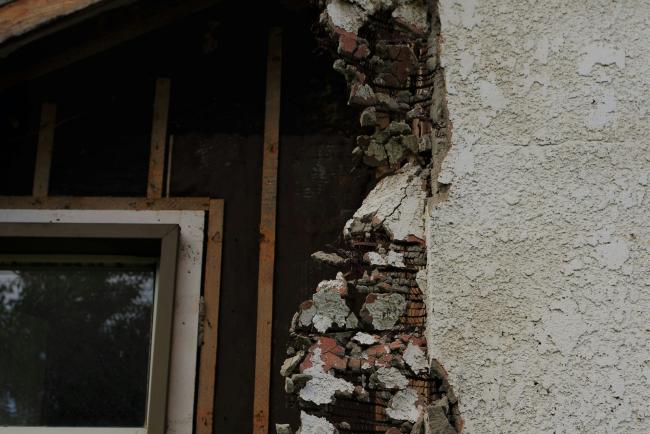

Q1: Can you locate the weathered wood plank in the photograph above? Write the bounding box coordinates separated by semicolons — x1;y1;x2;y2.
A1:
196;199;225;434
0;196;212;210
147;78;171;199
253;26;282;434
165;135;174;197
0;0;105;44
32;102;57;197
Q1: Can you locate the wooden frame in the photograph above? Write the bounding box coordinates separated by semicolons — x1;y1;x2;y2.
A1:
0;198;224;434
196;199;224;434
252;26;282;434
1;430;146;434
0;196;211;210
0;221;180;434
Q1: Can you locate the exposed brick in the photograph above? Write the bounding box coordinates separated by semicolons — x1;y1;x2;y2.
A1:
281;0;460;432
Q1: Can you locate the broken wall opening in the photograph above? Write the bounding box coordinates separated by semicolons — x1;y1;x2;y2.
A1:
271;6;375;429
275;1;461;433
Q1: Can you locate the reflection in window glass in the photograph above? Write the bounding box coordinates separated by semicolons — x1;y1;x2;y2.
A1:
0;262;155;427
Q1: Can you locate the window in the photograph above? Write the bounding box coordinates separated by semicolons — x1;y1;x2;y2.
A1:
0;258;157;428
0;210;206;434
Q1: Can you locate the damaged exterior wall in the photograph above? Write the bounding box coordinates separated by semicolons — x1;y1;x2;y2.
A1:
430;0;650;433
278;0;459;433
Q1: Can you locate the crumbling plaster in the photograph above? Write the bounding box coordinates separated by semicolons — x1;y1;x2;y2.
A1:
278;0;461;432
429;1;650;433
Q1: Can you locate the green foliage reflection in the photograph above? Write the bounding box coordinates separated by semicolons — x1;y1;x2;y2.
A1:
0;264;154;427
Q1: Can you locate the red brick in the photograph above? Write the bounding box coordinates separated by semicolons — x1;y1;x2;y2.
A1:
354;42;370;59
361;356;376;369
299;354;313;372
338;32;357;56
299;300;314;310
316;336;345;356
408;335;427;347
321;352;347;372
406;234;426;245
366;344;387;357
348;357;362;372
376;354;393;367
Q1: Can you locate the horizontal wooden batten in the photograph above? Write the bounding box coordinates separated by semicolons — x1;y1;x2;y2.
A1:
0;196;212;211
0;429;146;434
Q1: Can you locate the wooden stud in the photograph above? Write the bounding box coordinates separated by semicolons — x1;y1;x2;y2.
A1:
0;196;212;211
32;102;57;197
252;27;282;434
196;199;225;434
147;78;171;199
165;135;174;198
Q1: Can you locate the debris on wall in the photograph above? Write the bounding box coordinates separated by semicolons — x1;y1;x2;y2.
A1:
278;1;459;432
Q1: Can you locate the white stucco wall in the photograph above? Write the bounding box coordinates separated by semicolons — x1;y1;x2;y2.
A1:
427;1;650;432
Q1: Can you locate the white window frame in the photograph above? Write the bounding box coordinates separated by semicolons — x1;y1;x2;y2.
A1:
0;209;205;434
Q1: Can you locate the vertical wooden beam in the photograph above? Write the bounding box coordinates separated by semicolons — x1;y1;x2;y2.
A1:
32;102;57;197
147;78;171;199
165;134;175;198
253;27;282;434
196;199;225;434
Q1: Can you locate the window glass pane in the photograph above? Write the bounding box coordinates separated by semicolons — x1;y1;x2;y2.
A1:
0;261;155;427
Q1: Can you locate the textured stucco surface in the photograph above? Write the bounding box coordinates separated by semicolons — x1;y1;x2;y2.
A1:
428;1;650;432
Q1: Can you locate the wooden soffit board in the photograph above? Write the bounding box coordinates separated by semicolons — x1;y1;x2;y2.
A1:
0;0;222;90
0;0;118;45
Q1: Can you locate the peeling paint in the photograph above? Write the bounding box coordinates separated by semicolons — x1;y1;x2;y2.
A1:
345;163;426;241
596;237;629;269
586;88;617;129
386;388;421;422
311;286;350;333
280;351;305;377
352;332;377;345
325;0;365;33
375;366;409;390
300;411;338;434
362;293;406;330
316;272;348;295
478;80;506;111
404;342;428;374
300;349;355;405
392;3;428;34
578;44;625;76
